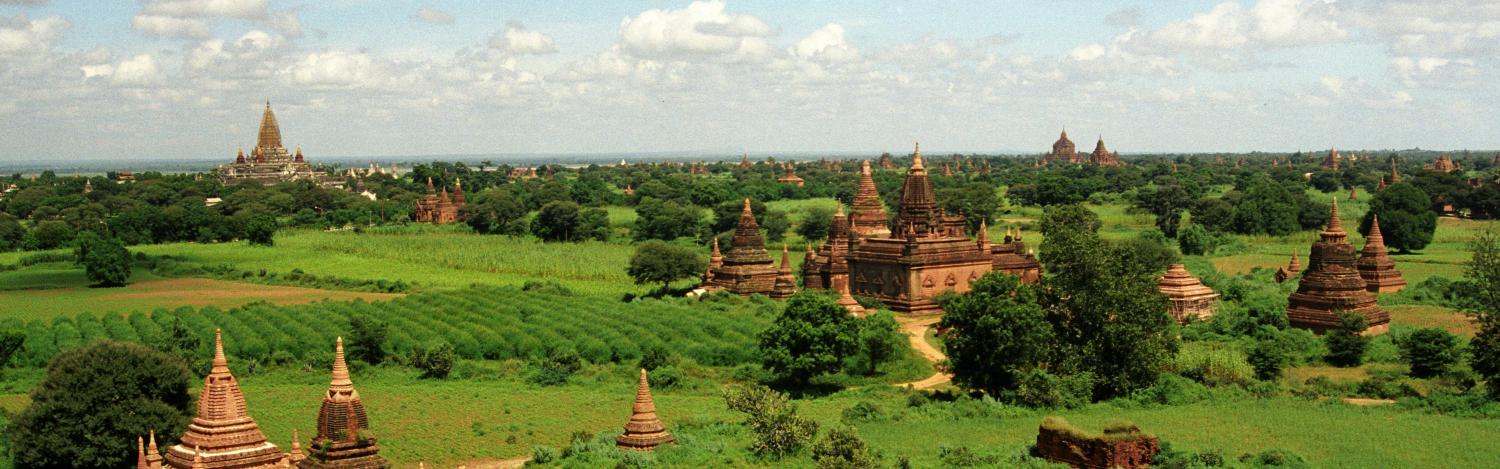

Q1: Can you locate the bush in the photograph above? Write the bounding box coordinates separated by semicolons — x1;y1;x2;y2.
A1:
724;385;818;458
531;445;558;464
848;311;906;376
639;344;677;371
1324;311;1370;367
74;232;131;287
1177;223;1218;255
1247;339;1289;381
1013;370;1094;409
1129;374;1212;406
347;315;389;366
529;348;583;386
648;365;684;389
410;342;456;379
811;426;877;469
839;401;886;423
1399;327;1461;378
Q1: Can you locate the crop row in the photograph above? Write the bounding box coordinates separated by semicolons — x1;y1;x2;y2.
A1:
5;286;773;368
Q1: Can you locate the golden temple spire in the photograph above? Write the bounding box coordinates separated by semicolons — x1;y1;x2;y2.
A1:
330;337;353;391
257;101;282;149
211;329;229;375
911;142;924;170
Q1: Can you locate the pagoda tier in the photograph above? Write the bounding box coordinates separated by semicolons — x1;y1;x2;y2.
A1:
300;338;389;468
1356;215;1407;293
769;245;799;299
616;369;674;451
849;161;891;238
803;204;852;290
1287;199;1390;334
701;199;779;295
165;330;285;469
777;163;805;187
1158;264;1219;323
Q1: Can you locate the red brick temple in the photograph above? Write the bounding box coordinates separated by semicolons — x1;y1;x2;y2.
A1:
777;163;805;187
1045;129;1081;165
301;337;389;468
1286;199;1391;334
701;199;781;296
1157;263;1219;323
1088;136;1123;167
164;330;288;468
1357;215;1407;293
414;177;465;224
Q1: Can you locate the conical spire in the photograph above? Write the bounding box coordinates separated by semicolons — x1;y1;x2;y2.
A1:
257;101;282;149
289;429;304;462
895;142;938;234
1324;197;1345;236
836;275;864;316
778;245;792;275
330;337;352;391
138;436;147;469
1358;214;1407;293
616;369;674;451
210;329;229;375
911;142;924;170
850;160;890;238
165;329;282;468
977;220;989;246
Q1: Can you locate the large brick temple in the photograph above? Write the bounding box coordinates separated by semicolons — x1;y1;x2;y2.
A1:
219;102;340;188
701;199;786;296
803;144;1041;314
1286;199;1391;334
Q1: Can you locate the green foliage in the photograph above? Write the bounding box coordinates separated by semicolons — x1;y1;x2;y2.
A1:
1247;339;1288;381
73;232;131;287
1171;342;1254;387
797;206;835;242
712;199;768;235
811;426;878;469
627;240;705;291
1228;175;1303;236
25;219;74;250
463;188;528;235
1463;230;1500;397
1133;179;1198;238
347;315;389;366
9;341;193;469
1361;183;1437;253
638;344;676;371
761;209;791;243
0;213;23;251
0;328;24;369
1324;311;1369;367
633;197;703;241
938;273;1054;395
529;348;582;386
936;182;1000;232
758;293;858;385
531;201;609;242
1398;328;1461;378
245;213;278;246
848;311;905;376
411;341;456;379
1013;369;1094;409
1177;223;1220;256
724;385;818;457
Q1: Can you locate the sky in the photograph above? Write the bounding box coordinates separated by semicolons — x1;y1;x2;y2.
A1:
0;0;1497;161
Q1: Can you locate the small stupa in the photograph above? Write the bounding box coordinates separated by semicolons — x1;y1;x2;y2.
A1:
1356;215;1407;293
701;199;779;295
770;245;799;299
300;337;389;468
1274;251;1301;283
616;369;674;451
164;330;284;468
1157;264;1219;323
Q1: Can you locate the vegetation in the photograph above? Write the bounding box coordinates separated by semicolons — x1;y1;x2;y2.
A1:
73;232;130;287
9;341;193;469
626;240;705;293
1362;183;1438;252
939;273;1053;396
758;293;859;386
1463;230;1500;398
1325;312;1370;367
724;385;819;458
347;315;390;365
1399;328;1461;378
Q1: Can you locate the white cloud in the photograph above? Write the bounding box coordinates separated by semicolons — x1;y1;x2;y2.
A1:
288;50;375;87
131;14;210;38
413;6;454;25
489;23;556;55
793;24;858;63
112;53;162;85
1149;0;1344;50
139;0;267;19
0;14;68;57
618;0;773;60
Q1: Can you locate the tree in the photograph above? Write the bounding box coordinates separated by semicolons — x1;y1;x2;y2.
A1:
0;213;23;250
1462;230;1500;397
73;231;131;287
0;328;25;371
1132;180;1194;238
1228;175;1301;236
10;341;194;469
724;385;818;457
1324;311;1369;367
1361;183;1437;253
848;311;906;376
1177;223;1217;255
758;293;859;386
347;315;389;365
152;316;201;366
632;197;702;241
761;209;791;243
810;426;877;469
530;201;608;242
244;213;277;246
937;182;1001;232
410;341;456;379
1399;327;1460;378
626;240;705;292
26;219;74;250
796;206;834;242
938;273;1054;395
463;188;528;235
1247;339;1288;381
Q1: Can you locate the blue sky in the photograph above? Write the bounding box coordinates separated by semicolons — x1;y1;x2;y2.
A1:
1;0;1496;161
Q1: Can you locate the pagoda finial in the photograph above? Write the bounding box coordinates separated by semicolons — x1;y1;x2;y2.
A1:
1327;197;1343;233
330;337;352;390
148;430;158;453
834;202;845;217
779;244;792;273
911;142;924;169
211;328;229;375
742;198;752;214
977;220;989;245
137;436;146;469
861;159;872;175
711;237;721;257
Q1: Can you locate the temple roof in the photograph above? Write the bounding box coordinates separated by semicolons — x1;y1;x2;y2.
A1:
165;329;282;468
724;199;772;264
315;337;371;443
1092;136;1109;156
1158;264;1218;301
257;102;282;150
850;160;890;238
895;143;938;231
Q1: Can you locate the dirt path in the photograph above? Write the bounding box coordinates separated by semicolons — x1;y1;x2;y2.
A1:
896;316;952;389
1342;397;1397;406
451;456;531;468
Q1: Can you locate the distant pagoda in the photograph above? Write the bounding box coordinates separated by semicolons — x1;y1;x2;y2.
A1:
220;102;339;188
1089;137;1123;167
414;177;465;224
1427;154;1458;173
1157;264;1219;323
301;337;389;468
1356;215;1407;293
164;330;286;468
616;369;674;451
1045;129;1081;165
1275;251;1302;283
1321;148;1341;170
777;163;805;187
1286;199;1391;334
805;203;853;290
701;199;780;295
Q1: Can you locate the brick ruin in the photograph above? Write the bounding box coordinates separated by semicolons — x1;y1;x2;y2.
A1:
1034;416;1159;469
701;199;785;296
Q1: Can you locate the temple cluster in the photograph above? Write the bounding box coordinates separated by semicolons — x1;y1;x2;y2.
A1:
413;177;466;224
1285;199;1393;334
1044;129;1123;167
219;103;341;188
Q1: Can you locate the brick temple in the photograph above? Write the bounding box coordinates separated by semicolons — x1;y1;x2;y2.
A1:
615;369;674;451
1045;129;1123;167
1357;215;1407;293
1286;199;1391;334
413;177;466;224
701;199;784;296
1157;263;1218;323
803;144;1040;314
219;102;340;188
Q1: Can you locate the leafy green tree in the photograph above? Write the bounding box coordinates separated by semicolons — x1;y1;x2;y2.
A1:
528;348;582;386
1461;230;1500;398
26;219;74;250
152;316;201;367
462;188;528;235
1229;175;1301;236
796;206;834;242
0;213;23;250
1324;311;1369;367
410;341;456;379
632;197;702;241
10;341;194;469
0;328;25;371
530;201;608;242
1247;339;1288;381
848;311;905;376
724;385;818;457
761;209;792;243
1399;327;1461;378
937;182;1000;232
73;231;131;287
1361;183;1437;253
1132;180;1195;238
758;293;859;386
938;273;1054;395
347;315;389;365
1177;223;1217;255
712;199;769;235
244;213;277;246
627;240;705;292
810;426;877;469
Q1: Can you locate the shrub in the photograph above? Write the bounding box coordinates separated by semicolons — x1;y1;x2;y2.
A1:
1176;223;1218;255
1324;311;1369;367
1247;339;1288;381
937;446;998;467
1129;374;1212;406
74;232;131;287
839;401;886;423
639;344;677;371
848;311;906;376
810;426;877;469
724;385;818;457
758;293;858;386
648;365;684;390
1171;342;1254;387
410;342;456;379
1399;327;1461;378
529;348;583;386
1013;370;1093;409
347;315;389;366
531;445;558;464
